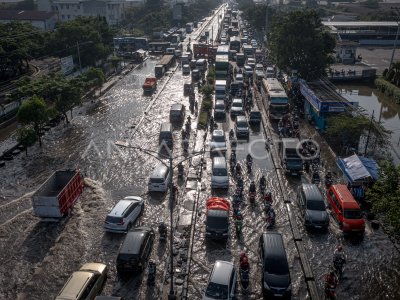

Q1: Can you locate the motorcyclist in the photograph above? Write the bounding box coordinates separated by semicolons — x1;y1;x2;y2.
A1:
240;253;250;271
178;163;184;177
249;181;256;193
333;245;346;277
266;207;276;225
235;211;243;231
324;271;338;292
264;192;273;204
158;222;167;237
235;163;242;175
246;153;253;164
187;115;191;124
229;129;235;139
259;175;266;188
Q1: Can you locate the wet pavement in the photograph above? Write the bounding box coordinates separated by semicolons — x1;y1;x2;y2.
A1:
0;5;400;300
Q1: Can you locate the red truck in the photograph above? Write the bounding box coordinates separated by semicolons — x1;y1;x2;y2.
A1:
193;43;218;61
32;170;85;219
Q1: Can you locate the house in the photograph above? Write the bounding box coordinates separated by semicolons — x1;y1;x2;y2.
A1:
0;10;58;30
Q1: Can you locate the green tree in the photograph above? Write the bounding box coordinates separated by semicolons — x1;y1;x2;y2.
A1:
55;85;82;123
201;84;214;100
366;161;400;234
16;127;37;155
84;67;105;94
269;10;336;80
16;95;48;146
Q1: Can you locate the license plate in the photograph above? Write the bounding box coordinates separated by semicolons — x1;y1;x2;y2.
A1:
315;225;321;229
291;173;297;176
274;294;283;297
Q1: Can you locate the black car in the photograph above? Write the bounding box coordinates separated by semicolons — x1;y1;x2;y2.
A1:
116;226;154;273
249;109;261;125
169;103;186;123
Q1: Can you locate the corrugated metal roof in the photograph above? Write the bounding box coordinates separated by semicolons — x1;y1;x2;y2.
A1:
323;21;398;27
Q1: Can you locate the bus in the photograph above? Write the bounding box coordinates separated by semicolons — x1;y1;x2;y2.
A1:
217;45;230;55
261;78;289;120
229;36;241;52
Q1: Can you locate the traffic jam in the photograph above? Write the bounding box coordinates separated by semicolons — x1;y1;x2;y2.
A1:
1;3;400;300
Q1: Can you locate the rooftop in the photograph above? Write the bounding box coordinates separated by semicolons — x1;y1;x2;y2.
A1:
322;21;398;27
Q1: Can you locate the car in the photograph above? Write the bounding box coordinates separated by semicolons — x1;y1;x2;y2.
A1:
247;58;256;69
235;73;244;84
56;263;107;300
255;63;264;71
249;109;261;125
116;226;155;273
211;157;229;189
235;115;249;138
230;98;244;116
209;129;227;153
148;164;171;192
244;65;253;77
169;103;186;123
214;99;226;119
182;64;191;75
104;196;144;233
297;184;329;230
203;260;236;300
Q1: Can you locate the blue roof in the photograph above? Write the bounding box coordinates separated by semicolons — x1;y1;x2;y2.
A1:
336;154;379;184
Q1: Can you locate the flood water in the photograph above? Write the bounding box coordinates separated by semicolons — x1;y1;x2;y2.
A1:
337;84;400;165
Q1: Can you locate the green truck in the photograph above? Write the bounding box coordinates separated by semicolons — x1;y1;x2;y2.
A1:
215;54;230;79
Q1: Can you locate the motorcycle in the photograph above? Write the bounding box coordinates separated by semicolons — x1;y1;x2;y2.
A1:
324;283;337;300
266;215;275;229
312;171;320;184
147;261;156;285
158;222;167;241
239;268;250;291
178;164;184;179
230;151;236;165
229;129;235;140
235;219;243;235
246;160;252;173
259;180;266;194
333;257;345;279
249;191;256;204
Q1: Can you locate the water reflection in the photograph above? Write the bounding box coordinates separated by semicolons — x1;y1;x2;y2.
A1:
337;84;400;164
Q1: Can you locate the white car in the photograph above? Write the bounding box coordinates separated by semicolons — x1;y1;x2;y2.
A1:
209;129;227;153
104;196;144;232
203;261;236;300
244;65;253;77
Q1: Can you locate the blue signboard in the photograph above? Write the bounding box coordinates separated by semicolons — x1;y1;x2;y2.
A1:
300;81;320;111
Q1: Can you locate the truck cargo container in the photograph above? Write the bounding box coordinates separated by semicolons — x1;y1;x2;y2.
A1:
154;55;175;78
279;138;303;176
32;170;85;219
215;55;230;79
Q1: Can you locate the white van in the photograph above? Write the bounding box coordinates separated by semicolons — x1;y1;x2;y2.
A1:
196;58;208;72
211;157;229;189
148;164;171;192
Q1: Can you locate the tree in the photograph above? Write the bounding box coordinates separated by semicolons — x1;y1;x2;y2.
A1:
16;95;48;146
201;84;214;100
108;55;123;73
269;10;336;80
55;85;82;123
16;127;37;155
366;161;400;234
84;67;105;94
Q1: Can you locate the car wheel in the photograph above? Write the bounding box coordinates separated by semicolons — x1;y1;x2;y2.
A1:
127;222;132;231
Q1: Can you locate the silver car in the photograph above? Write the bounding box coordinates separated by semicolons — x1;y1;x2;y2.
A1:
203;260;236;300
209;130;227;154
104;196;144;233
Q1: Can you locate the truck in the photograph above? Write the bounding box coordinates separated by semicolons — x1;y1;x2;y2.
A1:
193;43;209;59
186;22;194;33
215;80;227;100
279;138;304;176
215;55;230;79
206;197;230;240
155;55;175;78
32;170;85;219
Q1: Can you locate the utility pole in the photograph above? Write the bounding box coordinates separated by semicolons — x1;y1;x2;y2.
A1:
364;110;374;156
389;7;400;69
76;42;82;74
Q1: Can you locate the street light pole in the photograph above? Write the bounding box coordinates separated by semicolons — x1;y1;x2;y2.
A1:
168;154;176;300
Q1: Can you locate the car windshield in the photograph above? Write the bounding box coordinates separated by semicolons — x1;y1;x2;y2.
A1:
307;200;325;211
265;258;288;275
213;135;225;142
205;282;229;299
213;167;227;176
344;209;362;219
237;121;247;127
232;102;242;107
207;214;229;229
106;216;122;224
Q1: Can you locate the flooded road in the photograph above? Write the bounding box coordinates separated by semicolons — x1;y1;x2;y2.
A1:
0;6;400;300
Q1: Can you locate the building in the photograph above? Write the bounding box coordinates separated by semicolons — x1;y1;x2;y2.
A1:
299;78;358;130
0;10;58;30
38;0;144;25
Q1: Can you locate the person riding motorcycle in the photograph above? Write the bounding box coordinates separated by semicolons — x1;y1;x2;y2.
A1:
266;207;276;225
235;163;242;175
264;192;273;204
325;171;333;186
158;222;167;237
229;129;235;139
260;175;266;187
240;254;250;271
246;154;253;164
249;181;256;193
324;271;338;292
333;245;346;277
178;163;184;177
235;211;243;232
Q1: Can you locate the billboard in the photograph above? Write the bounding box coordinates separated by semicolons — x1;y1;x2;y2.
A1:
60;56;74;75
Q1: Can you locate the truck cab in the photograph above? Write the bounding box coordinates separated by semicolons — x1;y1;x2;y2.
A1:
279;138;303;176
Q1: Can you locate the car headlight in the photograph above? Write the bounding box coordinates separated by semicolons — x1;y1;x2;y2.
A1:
263;281;270;290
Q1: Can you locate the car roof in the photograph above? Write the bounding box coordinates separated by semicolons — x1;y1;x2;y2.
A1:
108;199;138;217
232;98;242;103
301;184;324;202
210;261;234;285
213;129;224;136
213;156;227;167
160;122;172;131
56;271;94;300
151;164;169;179
236;115;246;122
215;99;225;104
260;232;288;262
119;227;152;255
171;103;183;110
79;263;106;274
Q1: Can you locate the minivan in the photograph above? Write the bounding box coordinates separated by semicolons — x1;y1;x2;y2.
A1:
327;184;365;235
259;232;291;298
169;103;185;123
203;260;236;300
211;157;229;189
297;184;329;230
116;227;154;273
214;100;226;119
235;115;249;138
159;122;173;148
148;164;171;192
